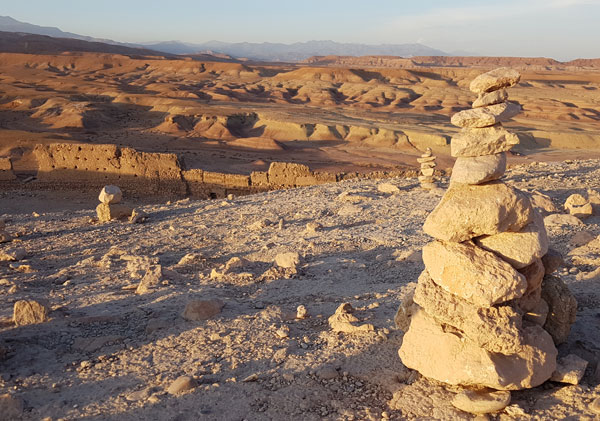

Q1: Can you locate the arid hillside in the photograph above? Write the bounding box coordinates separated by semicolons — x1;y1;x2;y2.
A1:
0;48;599;186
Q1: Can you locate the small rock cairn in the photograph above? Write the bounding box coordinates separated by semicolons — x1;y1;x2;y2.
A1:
96;185;133;222
417;148;437;189
399;68;577;396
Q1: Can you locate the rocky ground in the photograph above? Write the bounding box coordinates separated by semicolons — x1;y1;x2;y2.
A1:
1;160;600;420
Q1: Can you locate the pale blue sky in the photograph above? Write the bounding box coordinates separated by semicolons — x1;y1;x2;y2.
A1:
2;0;599;60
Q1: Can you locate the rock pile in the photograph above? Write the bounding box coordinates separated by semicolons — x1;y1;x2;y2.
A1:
417;148;437;189
96;185;133;222
398;68;577;395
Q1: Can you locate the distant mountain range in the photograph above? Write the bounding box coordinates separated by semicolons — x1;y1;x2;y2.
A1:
0;15;450;61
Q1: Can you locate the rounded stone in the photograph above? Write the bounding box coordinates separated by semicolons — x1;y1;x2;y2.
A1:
167;375;197;394
98;185;123;204
452;389;511;414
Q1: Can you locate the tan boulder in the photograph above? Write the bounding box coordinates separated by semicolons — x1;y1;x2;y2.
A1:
398;309;557;390
472;89;509;108
469;67;521;94
182;299;224;321
568;231;595;248
413;271;524;353
564;193;593;219
541;275;577;345
530;191;560;215
550;354;588;385
98;185;123;204
524;298;549;326
96;203;134;222
451;153;506;185
475;210;548;269
543;213;583;228
13;299;49;326
451;102;521;128
328;303;374;334
423;241;527;307
519;259;545;295
423;181;533;242
451;125;519;157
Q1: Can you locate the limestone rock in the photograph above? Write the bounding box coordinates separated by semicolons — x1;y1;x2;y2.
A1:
543;213;583;228
451;102;521;128
451;126;519;157
413;271;524;354
423;241;527;307
524;298;549;326
568;231;595;248
328;303;374;334
394;283;417;331
469;67;521;94
398;309;557;390
167;375;197;394
541;249;563;274
564;193;593;219
451;389;511;414
98;185;123;204
541;275;577;345
135;265;163;294
530;191;559;215
423;182;533;242
377;182;400;194
550;354;588;385
13;299;49;326
0;394;23;420
519;259;545;295
451;153;506;185
96;203;134;222
472;89;509;108
275;252;300;269
475;210;548;269
182;299;224;321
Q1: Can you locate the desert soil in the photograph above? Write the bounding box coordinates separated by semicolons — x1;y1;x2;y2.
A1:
1;159;600;420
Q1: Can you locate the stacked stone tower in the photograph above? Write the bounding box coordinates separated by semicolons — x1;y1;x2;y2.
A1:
417;148;437;189
398;68;575;391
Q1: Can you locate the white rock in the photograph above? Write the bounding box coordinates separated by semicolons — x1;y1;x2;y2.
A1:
275;252;300;269
451;153;506;185
98;185;123;204
451;102;521;128
469;67;521;94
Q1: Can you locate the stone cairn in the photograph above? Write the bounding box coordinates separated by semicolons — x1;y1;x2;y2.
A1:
417;148;437;189
398;68;578;401
96;185;134;222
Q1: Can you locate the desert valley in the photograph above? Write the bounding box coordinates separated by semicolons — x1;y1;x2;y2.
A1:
1;12;600;421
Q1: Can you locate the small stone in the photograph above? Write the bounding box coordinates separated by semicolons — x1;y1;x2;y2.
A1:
296;305;308;319
96;203;133;222
278;218;285;230
569;231;595;248
421;167;435;177
275;326;290;338
305;222;323;233
129;209;147;224
224;256;248;273
0;230;11;243
0;247;26;262
182;299;224;321
328;303;374;334
135;265;163;294
451;153;507;185
416;156;436;164
472;89;509;108
0;394;23;419
275;252;300;269
316;365;339;380
550;354;588;384
541;275;577;345
451;125;518;157
98;185;123;204
469;67;521;94
377;183;400;194
543;213;584;227
451;389;511;414
167;376;197;394
13;299;49;326
564;194;593;219
451;102;521;128
530;191;559;215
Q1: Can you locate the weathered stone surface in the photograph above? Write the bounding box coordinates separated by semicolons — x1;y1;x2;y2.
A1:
182;299;224;321
452;389;511;414
167;375;197;394
0;231;11;243
541;275;577;345
416;156;436;164
377;182;400;194
0;247;25;261
421;167;435;177
135;265;163;294
518;285;542;313
274;252;300;269
524;298;549;326
394;283;417;331
564;193;593;218
398;309;557;390
476;210;548;269
13;299;49;326
451;153;506;185
541;249;563;275
543;213;583;228
550;354;588;385
424;182;533;242
328;303;374;334
413;271;524;353
96;203;134;222
530;191;559;215
451;125;519;157
98;185;123;204
472;89;509;108
451;102;521;128
568;231;595;248
519;259;546;295
469;67;521;94
423;241;527;307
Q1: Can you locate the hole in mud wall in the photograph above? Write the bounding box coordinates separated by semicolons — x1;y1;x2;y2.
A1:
209;192;217;199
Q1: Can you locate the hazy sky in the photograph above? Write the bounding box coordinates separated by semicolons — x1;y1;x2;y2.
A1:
3;0;600;60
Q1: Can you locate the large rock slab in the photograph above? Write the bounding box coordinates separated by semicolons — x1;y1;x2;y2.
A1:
423;241;527;307
475;210;548;269
451;102;521;128
451;153;506;185
541;275;577;345
472;89;509;108
399;309;557;390
469;67;521;94
413;271;524;353
423;181;533;242
451;125;519;157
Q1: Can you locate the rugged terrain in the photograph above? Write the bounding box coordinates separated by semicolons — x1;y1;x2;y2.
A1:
1;160;600;420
